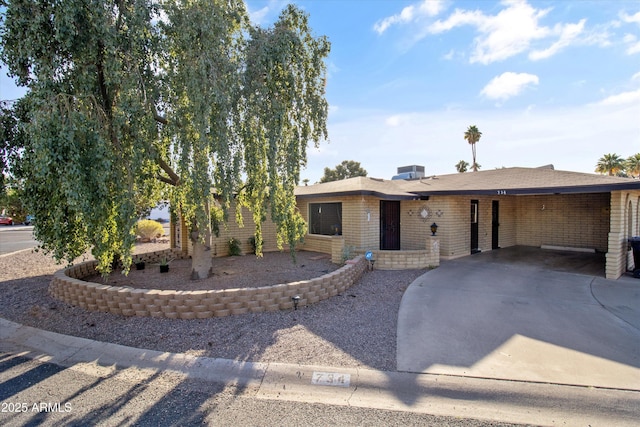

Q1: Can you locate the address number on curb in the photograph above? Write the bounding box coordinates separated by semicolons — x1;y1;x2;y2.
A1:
311;371;351;387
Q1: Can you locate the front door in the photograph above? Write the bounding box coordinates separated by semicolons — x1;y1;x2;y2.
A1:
380;201;400;250
492;200;500;250
471;200;480;254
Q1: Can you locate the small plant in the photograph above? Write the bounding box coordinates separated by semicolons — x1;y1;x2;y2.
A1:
159;257;174;266
341;245;356;264
159;256;173;273
134;257;146;270
136;219;164;241
228;237;242;256
248;235;264;255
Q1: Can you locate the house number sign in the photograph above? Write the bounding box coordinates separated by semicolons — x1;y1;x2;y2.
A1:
311;371;351;387
496;190;507;195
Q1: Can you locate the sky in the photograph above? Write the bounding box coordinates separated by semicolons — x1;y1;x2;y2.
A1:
2;0;639;183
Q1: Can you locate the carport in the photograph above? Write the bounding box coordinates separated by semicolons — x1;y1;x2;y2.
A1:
401;166;640;279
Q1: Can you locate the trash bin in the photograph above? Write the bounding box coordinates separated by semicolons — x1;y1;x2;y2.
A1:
629;237;640;278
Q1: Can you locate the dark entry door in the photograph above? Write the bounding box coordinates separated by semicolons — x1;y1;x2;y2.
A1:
492;200;500;250
471;200;479;254
380;201;400;250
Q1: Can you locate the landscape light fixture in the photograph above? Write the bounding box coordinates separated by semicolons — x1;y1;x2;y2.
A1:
292;295;301;310
430;222;438;236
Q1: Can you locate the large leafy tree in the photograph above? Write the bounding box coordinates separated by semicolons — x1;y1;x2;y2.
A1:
320;160;367;183
595;153;624;176
464;125;482;172
0;1;330;278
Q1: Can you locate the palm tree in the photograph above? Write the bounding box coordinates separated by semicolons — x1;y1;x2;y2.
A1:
455;160;469;173
464;125;482;172
626;153;640;178
595;153;624;176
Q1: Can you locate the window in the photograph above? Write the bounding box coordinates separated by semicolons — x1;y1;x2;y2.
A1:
309;202;342;235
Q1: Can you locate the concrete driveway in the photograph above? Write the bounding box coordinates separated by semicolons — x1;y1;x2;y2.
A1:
397;246;640;390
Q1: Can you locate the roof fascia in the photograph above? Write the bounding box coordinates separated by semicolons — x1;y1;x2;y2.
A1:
410;182;640;197
295;190;417;200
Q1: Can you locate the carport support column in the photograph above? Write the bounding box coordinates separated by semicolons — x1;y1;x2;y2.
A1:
426;236;440;267
605;191;626;280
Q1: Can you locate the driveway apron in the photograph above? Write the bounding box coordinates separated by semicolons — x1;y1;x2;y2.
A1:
397;249;640;390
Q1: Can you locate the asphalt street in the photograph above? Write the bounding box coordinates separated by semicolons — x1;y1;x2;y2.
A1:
0;226;38;255
0;351;524;427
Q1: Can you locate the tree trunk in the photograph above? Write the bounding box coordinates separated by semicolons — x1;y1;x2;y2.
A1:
191;227;212;279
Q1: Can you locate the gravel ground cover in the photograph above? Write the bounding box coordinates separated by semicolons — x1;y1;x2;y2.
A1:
84;250;341;291
0;244;426;371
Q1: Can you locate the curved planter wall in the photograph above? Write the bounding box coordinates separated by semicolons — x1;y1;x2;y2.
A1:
49;250;367;319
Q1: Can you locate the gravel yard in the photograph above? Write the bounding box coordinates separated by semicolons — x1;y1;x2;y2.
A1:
0;244;426;371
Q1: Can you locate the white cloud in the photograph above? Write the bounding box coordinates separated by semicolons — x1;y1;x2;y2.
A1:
385;115;403;127
594;89;640;106
529;19;586;60
620;11;640;25
373;0;445;34
481;72;539;101
623;33;640;54
429;0;553;64
246;0;289;25
632;71;640;81
423;0;599;64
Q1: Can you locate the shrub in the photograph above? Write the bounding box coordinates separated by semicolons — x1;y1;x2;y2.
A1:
248;235;264;255
228;237;242;256
136;219;164;240
341;245;356;264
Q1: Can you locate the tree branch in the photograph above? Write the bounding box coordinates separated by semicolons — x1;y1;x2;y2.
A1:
158;158;180;186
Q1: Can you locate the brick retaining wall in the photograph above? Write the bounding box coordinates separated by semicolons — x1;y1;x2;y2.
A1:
49;251;368;319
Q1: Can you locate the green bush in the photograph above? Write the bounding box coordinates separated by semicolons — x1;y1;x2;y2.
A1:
228;237;242;256
248;235;264;255
136;219;164;240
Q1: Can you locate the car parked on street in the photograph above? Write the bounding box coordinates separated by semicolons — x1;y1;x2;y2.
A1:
0;215;14;225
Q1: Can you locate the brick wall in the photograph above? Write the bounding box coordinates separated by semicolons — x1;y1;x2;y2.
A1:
174;204;282;258
49;251;369;318
431;193;610;259
606;190;640;279
298;195;379;251
298;196;445;253
515;193;610;251
357;236;440;270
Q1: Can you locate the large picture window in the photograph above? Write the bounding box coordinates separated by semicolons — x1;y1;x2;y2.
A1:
309;202;342;235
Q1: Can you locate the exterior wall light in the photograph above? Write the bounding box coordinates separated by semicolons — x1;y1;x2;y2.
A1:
430;222;438;236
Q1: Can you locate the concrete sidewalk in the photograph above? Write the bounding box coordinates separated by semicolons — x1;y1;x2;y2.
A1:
397;248;640;391
1;318;639;426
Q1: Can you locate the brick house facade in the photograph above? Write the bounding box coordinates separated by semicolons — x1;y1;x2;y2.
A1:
173;166;640;279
